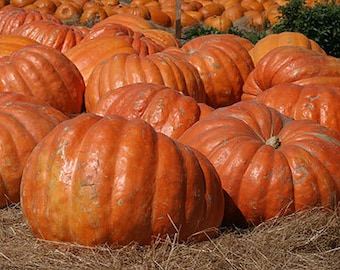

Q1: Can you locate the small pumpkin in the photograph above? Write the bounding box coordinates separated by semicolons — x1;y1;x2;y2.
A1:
79;2;108;26
203;14;232;32
53;1;82;23
20;113;226;247
178;100;340;225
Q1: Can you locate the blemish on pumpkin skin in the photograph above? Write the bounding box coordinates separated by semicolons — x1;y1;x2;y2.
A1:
117;198;123;206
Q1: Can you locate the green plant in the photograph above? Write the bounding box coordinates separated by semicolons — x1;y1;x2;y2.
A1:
272;0;340;58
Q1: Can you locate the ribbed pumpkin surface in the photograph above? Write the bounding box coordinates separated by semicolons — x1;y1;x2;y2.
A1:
0;44;85;115
85;51;206;111
21;113;226;247
0;92;68;208
178;100;340;225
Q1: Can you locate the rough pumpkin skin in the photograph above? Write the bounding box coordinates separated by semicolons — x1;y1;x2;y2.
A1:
242;46;340;100
0;44;85;115
0;92;68;208
85;51;206;111
178;100;340;225
255;83;340;134
180;34;254;108
91;83;202;140
20;114;226;247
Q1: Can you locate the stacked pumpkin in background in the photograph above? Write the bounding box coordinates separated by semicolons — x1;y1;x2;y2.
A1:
0;3;340;248
3;0;336;32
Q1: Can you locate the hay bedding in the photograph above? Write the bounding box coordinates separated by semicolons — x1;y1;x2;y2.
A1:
0;204;339;270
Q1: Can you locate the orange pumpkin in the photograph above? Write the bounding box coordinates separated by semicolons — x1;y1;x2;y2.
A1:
204;14;233;32
0;5;60;34
84;51;206;111
242;46;340;100
79;2;107;26
0;44;85;115
178;100;340;225
255;83;340;134
248;32;326;66
0;34;39;58
21;113;226;247
180;34;254;108
13;19;85;53
64;37;136;85
0;92;68;208
92;83;205;139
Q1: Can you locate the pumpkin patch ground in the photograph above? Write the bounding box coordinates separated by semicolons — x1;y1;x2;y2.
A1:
0;204;339;269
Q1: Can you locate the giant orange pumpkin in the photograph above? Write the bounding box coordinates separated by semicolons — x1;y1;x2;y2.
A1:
80;22;164;56
85;51;206;111
64;37;137;84
0;92;68;208
0;34;39;58
180;34;254;108
255;83;340;134
0;44;85;115
12;19;86;53
178;100;340;225
248;32;326;66
242;46;340;100
0;5;60;34
20;113;226;247
92;83;205;139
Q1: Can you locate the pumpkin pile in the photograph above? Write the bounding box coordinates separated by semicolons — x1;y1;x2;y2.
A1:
0;3;340;249
3;0;339;32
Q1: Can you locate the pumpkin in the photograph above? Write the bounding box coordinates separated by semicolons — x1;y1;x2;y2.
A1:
198;2;225;19
180;34;254;108
203;14;232;32
248;32;326;66
10;0;36;7
0;44;85;115
53;1;82;23
255;83;340;134
0;5;60;34
12;19;85;53
85;51;206;111
93;13;154;31
79;2;108;26
137;28;180;48
242;46;340;100
80;22;164;56
222;3;246;22
126;4;151;19
33;0;58;14
0;34;39;58
20;113;226;246
178;100;340;225
91;83;204;139
0;92;68;208
64;37;136;85
147;6;172;27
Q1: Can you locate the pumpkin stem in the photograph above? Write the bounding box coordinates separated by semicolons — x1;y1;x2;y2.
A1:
265;135;281;149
